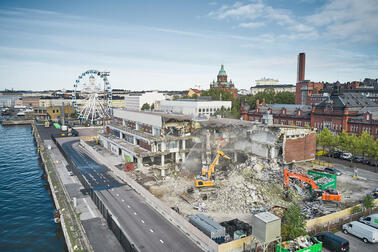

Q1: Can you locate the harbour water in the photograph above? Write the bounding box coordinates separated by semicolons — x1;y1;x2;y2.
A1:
0;122;66;251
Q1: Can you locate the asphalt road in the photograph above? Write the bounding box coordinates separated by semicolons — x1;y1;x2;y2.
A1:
62;140;202;252
62;140;121;190
320;156;378;174
323;231;378;252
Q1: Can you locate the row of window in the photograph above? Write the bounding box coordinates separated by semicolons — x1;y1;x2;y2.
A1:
198;107;224;113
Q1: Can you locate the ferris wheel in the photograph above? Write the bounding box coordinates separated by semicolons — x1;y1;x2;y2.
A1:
72;70;112;124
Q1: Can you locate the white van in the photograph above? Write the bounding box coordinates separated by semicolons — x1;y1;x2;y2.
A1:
359;214;378;229
342;221;378;243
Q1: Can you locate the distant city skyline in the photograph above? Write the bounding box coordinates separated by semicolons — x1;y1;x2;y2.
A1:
0;0;377;91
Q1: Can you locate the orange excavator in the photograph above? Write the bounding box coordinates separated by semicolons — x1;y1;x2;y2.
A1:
195;150;231;188
283;168;341;202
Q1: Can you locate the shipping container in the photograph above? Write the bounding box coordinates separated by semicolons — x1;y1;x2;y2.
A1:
189;214;225;244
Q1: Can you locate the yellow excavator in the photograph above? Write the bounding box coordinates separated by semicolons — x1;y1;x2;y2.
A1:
195;150;231;188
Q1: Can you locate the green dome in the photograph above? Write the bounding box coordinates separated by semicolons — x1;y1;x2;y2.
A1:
218;64;227;76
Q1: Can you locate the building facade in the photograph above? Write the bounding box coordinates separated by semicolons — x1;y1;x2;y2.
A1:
124;91;166;111
99;109;194;176
250;84;296;95
210;65;238;98
156;99;232;117
242;89;378;138
295;81;324;105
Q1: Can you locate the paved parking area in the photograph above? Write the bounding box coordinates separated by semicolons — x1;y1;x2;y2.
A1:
323;231;377;252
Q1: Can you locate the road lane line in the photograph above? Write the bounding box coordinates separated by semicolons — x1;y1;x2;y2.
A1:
134;212;137;215
141;219;144;223
150;229;154;233
160;239;164;244
121;199;124;202
127;205;130;208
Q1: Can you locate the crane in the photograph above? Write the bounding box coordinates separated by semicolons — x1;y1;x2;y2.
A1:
195;150;231;188
283;168;341;202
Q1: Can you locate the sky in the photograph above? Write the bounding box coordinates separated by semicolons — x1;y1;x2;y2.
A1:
0;0;377;91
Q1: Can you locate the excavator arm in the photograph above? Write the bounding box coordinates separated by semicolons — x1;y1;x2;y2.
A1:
283;168;319;190
207;150;231;180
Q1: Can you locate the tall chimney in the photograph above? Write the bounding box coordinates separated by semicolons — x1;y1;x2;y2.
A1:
297;52;305;83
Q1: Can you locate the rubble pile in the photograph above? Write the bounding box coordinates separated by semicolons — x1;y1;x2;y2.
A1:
280;235;320;252
193;155;290;213
313;176;334;185
301;202;333;219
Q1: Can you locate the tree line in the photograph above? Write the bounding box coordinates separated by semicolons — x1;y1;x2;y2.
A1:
317;128;378;160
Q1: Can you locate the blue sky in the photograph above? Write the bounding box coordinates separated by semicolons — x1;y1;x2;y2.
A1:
0;0;377;91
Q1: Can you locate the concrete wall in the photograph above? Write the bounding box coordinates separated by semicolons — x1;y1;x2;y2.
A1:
113;109;163;128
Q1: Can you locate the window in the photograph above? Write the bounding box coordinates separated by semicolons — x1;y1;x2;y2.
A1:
296;121;301;126
367;114;370;120
199;108;201;112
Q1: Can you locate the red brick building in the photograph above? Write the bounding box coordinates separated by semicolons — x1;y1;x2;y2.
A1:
210;65;238;98
295;80;324;105
241;89;378;138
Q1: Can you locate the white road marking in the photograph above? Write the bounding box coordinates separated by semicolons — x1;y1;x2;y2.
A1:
116;194;119;196
83;198;96;218
111;189;114;191
141;219;144;223
121;199;124;202
150;229;154;233
134;212;137;215
127;205;130;208
160;239;164;244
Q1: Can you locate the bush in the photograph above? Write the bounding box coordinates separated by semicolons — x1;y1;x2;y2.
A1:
350;205;362;214
363;194;375;210
281;203;307;241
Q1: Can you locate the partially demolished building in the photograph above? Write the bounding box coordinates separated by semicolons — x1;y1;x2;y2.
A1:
100;109;316;177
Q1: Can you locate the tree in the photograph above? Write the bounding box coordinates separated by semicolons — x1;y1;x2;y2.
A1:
275;91;295;104
150;103;155;110
317;128;334;152
362;194;375;211
141;103;150;110
281;203;307;241
172;94;180;100
359;131;374;158
337;130;351;152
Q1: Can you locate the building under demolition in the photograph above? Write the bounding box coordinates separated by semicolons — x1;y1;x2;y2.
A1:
99;109;316;178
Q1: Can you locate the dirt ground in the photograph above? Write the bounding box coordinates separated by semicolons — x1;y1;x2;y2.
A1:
133;155;376;225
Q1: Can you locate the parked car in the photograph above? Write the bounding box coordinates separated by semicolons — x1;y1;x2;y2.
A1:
359;214;378;229
324;167;342;176
342;221;378;243
352;156;365;163
340;152;353;161
368;160;378;167
315;232;349;252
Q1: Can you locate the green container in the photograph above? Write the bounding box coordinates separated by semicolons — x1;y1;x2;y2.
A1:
316;179;336;190
53;123;61;129
276;240;322;252
308;170;337;180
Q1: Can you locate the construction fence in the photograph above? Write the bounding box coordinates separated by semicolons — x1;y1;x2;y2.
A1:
306;199;378;235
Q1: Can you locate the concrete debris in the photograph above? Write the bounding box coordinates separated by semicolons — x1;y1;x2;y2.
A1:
281;236;319;251
314;176;334;185
301;202;333;219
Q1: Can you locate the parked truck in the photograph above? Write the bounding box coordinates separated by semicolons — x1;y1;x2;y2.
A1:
342;221;378;243
359;214;378;229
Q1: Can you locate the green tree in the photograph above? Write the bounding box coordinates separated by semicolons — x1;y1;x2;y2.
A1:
275;91;295;104
359;131;374;158
281;204;307;241
337;130;351;152
192;93;198;99
362;194;375;211
317;128;334;152
172;94;180;100
150;103;155;110
141;103;150;110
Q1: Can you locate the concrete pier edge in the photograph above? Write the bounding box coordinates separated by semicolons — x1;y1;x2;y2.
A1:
32;123;92;252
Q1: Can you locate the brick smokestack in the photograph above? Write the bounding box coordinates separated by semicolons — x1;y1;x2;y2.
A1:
297;52;305;83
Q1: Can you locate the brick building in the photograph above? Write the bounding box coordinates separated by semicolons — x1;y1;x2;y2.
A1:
241;87;378;138
210;65;238;98
295;80;324;105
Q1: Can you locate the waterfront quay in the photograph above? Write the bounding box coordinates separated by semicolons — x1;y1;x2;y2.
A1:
32;123;123;252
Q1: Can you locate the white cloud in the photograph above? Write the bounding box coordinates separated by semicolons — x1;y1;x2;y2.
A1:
306;0;378;43
207;1;316;39
239;22;265;28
